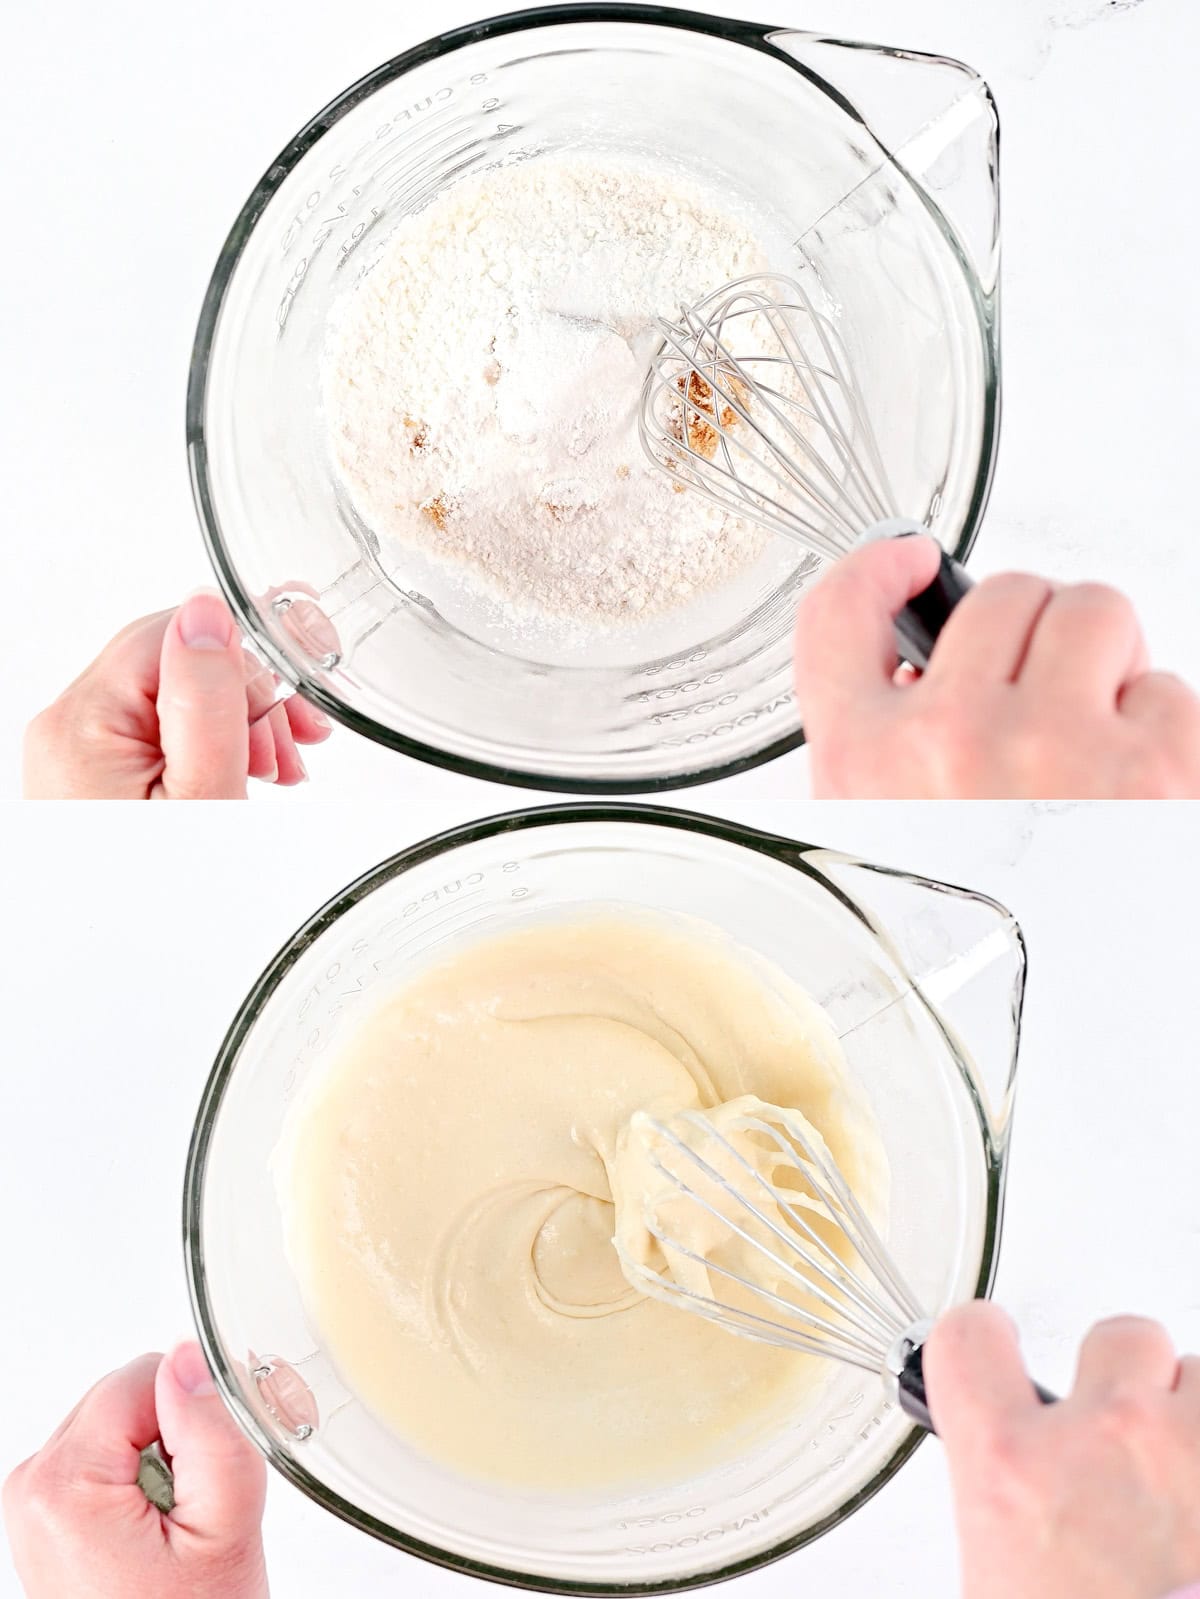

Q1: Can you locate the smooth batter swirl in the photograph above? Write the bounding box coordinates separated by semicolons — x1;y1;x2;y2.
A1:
276;914;884;1491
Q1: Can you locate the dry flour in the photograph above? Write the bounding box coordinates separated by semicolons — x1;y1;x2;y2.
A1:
324;157;774;624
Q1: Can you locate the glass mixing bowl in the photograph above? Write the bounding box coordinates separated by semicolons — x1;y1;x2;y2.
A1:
188;5;1001;793
185;806;1023;1593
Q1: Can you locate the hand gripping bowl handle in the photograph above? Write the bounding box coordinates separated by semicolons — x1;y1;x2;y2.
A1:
236;567;383;729
244;649;296;729
239;585;350;730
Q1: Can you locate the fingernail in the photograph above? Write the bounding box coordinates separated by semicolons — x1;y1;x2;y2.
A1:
170;1341;215;1395
177;591;235;651
310;709;332;735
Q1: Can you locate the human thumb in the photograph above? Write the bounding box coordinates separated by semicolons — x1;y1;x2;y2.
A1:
156;593;249;799
154;1342;268;1567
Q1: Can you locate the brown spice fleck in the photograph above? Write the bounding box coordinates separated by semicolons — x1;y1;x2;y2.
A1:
615;463;630;480
420;495;451;530
672;369;748;460
544;500;588;523
402;414;428;453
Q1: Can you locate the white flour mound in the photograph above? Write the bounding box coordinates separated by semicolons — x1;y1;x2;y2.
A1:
324;157;774;625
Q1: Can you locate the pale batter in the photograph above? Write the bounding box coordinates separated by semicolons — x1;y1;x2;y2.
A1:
276;913;885;1491
614;1097;866;1334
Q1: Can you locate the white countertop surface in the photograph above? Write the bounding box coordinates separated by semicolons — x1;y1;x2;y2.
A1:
4;0;1199;800
3;798;1200;1596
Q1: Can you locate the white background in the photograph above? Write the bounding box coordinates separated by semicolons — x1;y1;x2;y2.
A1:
4;0;1200;800
3;799;1200;1596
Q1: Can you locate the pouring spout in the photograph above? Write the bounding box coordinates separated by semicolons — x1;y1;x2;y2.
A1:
807;851;1026;1153
914;922;1021;1010
834;920;1021;1036
765;31;1001;297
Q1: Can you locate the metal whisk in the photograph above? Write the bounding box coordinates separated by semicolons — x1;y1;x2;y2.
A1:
616;1103;1053;1433
638;273;973;668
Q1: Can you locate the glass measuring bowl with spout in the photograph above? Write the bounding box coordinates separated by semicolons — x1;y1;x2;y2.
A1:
185;805;1024;1594
190;6;1001;792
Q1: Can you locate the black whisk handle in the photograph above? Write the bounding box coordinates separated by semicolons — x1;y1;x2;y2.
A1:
894;546;975;671
894;1336;1058;1436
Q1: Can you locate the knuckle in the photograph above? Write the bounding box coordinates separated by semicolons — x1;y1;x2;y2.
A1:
1165;685;1200;734
972;572;1052;606
1097;1386;1165;1441
1;1460;27;1516
29;694;114;760
1067;582;1135;623
19;1476;56;1526
976;1419;1029;1481
925;1301;1016;1385
1120;746;1181;799
1092;1312;1168;1342
954;1298;1008;1333
1143;669;1190;698
23;703;67;759
4;1459;59;1528
104;611;165;651
1102;1314;1174;1362
73;706;114;753
928;1299;998;1352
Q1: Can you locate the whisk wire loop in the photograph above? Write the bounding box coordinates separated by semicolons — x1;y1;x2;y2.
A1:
639;1150;892;1362
630;1245;887;1370
730;1111;924;1329
704;287;875;520
650;1114;901;1348
656;306;865;544
645;318;852;549
623;1105;926;1373
639;271;904;560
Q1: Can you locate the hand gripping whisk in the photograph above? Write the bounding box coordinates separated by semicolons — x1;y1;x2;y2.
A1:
639;273;974;669
616;1103;1054;1433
